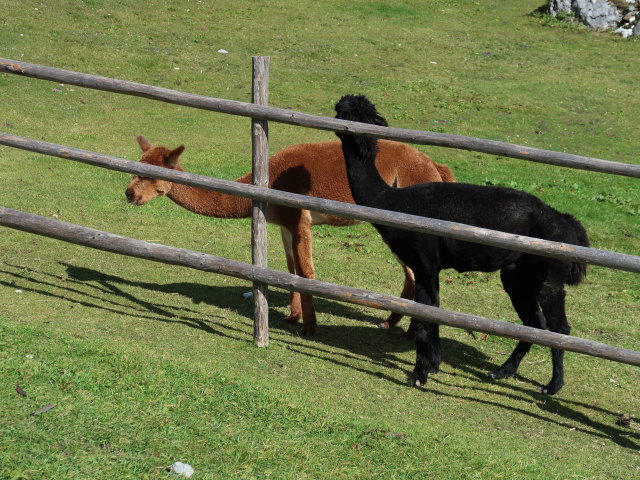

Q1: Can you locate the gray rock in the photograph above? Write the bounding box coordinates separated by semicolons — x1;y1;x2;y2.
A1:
549;0;572;16
634;21;640;35
549;0;623;30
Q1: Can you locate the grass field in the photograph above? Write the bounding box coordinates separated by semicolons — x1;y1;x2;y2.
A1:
1;1;639;479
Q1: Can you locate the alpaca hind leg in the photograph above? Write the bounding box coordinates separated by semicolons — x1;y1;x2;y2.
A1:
490;264;544;381
379;262;414;330
280;228;302;324
538;281;569;395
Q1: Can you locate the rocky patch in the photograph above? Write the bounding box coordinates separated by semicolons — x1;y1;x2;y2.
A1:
549;0;639;37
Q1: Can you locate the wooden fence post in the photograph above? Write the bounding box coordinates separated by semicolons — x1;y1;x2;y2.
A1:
251;56;270;347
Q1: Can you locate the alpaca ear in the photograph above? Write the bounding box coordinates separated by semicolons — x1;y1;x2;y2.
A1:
137;136;152;152
166;145;185;168
374;114;388;128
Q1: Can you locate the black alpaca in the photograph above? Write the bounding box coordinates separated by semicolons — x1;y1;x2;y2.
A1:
335;94;589;395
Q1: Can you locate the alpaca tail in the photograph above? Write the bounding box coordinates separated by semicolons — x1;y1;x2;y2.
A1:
435;162;456;183
563;213;590;286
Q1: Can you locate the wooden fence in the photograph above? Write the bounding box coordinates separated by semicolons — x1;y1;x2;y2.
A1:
1;57;638;366
3;206;639;367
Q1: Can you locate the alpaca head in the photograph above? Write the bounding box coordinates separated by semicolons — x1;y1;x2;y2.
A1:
125;136;185;206
334;95;387;160
334;94;388;137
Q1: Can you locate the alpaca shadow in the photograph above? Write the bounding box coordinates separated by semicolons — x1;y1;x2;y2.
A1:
271;320;491;382
61;263;488;379
277;317;639;450
60;262;385;335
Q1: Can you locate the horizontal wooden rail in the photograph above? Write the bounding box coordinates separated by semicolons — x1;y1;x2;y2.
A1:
2;58;639;178
1;132;639;274
1;206;638;367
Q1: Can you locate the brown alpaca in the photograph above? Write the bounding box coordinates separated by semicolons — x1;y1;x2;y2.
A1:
125;136;455;335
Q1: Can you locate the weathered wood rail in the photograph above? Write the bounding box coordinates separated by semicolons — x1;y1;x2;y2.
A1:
2;206;639;367
2;58;639;178
2;132;639;274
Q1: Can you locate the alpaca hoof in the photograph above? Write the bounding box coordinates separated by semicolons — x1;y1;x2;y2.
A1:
296;329;315;339
538;381;562;395
283;314;301;324
381;316;401;329
408;371;427;388
489;370;512;380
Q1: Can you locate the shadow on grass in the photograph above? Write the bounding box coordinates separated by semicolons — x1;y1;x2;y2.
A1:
2;261;637;451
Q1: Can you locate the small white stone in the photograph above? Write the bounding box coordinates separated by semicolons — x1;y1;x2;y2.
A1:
615;27;633;38
217;49;228;54
170;462;194;478
242;291;253;300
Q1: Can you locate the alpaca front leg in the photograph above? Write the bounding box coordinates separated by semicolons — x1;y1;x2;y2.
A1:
410;320;441;387
299;293;317;337
289;223;317;336
280;227;303;323
285;292;302;324
409;276;441;386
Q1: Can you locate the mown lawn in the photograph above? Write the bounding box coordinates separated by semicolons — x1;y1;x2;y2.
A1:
1;1;638;479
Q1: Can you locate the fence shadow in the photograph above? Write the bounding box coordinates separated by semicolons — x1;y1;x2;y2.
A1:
3;260;636;451
60;262;386;325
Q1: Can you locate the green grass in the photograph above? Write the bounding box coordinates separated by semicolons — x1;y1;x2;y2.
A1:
1;0;639;478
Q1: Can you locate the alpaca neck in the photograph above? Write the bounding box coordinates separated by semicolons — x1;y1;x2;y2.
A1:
340;135;391;208
167;182;252;218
